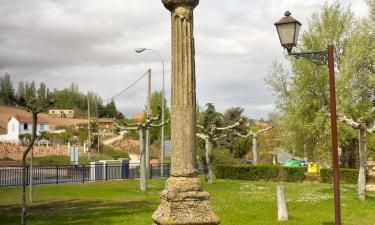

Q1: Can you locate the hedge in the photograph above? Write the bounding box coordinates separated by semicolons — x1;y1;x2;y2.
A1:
320;168;358;184
214;164;305;182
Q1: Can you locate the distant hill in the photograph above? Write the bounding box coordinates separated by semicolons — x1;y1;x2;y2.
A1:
0;105;87;130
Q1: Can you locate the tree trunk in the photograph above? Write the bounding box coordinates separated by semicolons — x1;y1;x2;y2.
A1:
205;139;214;184
252;135;258;164
139;129;146;192
358;128;367;200
21;113;37;225
277;185;288;221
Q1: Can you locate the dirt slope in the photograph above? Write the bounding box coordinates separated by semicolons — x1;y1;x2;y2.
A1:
0;105;86;129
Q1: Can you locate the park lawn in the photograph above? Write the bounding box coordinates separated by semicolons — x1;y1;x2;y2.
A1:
0;179;374;225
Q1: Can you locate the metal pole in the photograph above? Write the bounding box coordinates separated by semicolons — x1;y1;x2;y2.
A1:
87;94;91;152
29;146;33;203
146;69;152;178
148;49;165;177
161;56;165;177
327;45;341;225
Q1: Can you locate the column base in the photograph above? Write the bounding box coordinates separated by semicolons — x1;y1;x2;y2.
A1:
152;177;220;225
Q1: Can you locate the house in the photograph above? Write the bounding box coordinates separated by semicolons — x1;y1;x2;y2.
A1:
98;118;115;131
0;115;49;143
132;112;145;122
49;109;75;118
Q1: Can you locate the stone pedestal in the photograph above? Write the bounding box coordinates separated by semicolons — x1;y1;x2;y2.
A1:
152;0;220;224
152;177;220;225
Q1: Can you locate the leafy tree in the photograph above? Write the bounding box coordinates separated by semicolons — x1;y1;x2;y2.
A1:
265;1;353;165
146;91;171;143
0;73;15;105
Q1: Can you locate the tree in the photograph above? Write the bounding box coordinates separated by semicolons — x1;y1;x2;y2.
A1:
265;2;354;164
235;125;275;164
332;4;375;200
115;107;169;191
10;92;54;225
196;103;244;183
147;91;171;142
0;73;15;105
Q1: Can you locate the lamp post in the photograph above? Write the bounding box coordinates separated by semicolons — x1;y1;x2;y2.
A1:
135;48;166;177
275;11;341;225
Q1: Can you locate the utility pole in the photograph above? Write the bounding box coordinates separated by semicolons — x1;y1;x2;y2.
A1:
96;100;100;154
146;69;151;178
87;93;91;152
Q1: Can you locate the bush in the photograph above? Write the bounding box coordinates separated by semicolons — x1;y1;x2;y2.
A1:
320;168;358;184
29;155;70;166
101;145;129;159
284;166;306;182
215;164;305;182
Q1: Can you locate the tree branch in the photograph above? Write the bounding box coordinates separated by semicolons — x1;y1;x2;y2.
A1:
321;107;361;129
215;118;244;131
213;134;227;141
256;125;275;135
196;133;209;141
149;119;170;128
115;123;140;130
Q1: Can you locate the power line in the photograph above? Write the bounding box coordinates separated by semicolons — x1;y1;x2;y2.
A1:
103;70;149;103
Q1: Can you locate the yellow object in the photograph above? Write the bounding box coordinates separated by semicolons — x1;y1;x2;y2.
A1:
308;163;320;173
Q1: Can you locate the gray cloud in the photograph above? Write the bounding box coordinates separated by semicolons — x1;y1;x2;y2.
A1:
0;0;368;119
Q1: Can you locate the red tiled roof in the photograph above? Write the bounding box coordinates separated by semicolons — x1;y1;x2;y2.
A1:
132;113;145;122
98;118;115;123
14;114;49;123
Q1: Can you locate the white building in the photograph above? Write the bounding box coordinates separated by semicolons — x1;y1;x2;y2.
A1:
0;115;49;143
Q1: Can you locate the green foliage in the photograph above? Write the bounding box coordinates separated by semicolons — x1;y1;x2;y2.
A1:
198;148;240;167
283;167;307;182
215;164;305;182
0;73;15;105
28;155;70;166
147;91;171;142
320;168;358;184
230;137;252;158
265;2;361;164
100;145;129;160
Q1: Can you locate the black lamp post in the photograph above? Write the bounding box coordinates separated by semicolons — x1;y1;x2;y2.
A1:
275;11;341;225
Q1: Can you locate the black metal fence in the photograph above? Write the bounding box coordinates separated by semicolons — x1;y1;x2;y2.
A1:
0;163;177;187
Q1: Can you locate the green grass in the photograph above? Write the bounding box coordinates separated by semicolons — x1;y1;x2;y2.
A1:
0;179;374;225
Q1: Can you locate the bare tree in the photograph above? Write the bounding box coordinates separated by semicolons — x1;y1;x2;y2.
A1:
322;108;375;200
196;119;244;184
235;125;275;164
10;96;54;225
116;107;169;191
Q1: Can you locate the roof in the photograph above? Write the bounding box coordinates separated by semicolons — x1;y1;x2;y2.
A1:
13;114;49;123
98;118;115;123
132;113;145;122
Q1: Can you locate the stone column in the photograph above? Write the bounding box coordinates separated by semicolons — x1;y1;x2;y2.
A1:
152;1;220;224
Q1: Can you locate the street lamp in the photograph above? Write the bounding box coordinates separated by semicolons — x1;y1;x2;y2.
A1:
135;48;166;177
275;11;341;225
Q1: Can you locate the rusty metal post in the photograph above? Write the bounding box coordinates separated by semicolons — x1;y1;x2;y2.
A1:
327;45;341;225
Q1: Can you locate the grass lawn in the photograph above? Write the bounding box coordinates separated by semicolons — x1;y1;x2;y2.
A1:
0;179;374;225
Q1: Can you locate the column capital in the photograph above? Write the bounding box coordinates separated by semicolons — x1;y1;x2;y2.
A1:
162;0;199;11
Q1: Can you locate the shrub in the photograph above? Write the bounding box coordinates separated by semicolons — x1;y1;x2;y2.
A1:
101;145;129;159
284;166;306;182
215;164;305;182
29;155;70;166
320;168;358;184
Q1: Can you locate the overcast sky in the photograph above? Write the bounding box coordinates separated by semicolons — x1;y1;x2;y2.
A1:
0;0;369;119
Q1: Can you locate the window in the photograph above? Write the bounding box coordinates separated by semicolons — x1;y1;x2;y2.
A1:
12;124;15;132
40;124;45;130
23;123;28;130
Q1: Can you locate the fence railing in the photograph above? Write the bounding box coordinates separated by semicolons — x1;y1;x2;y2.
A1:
0;163;206;187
